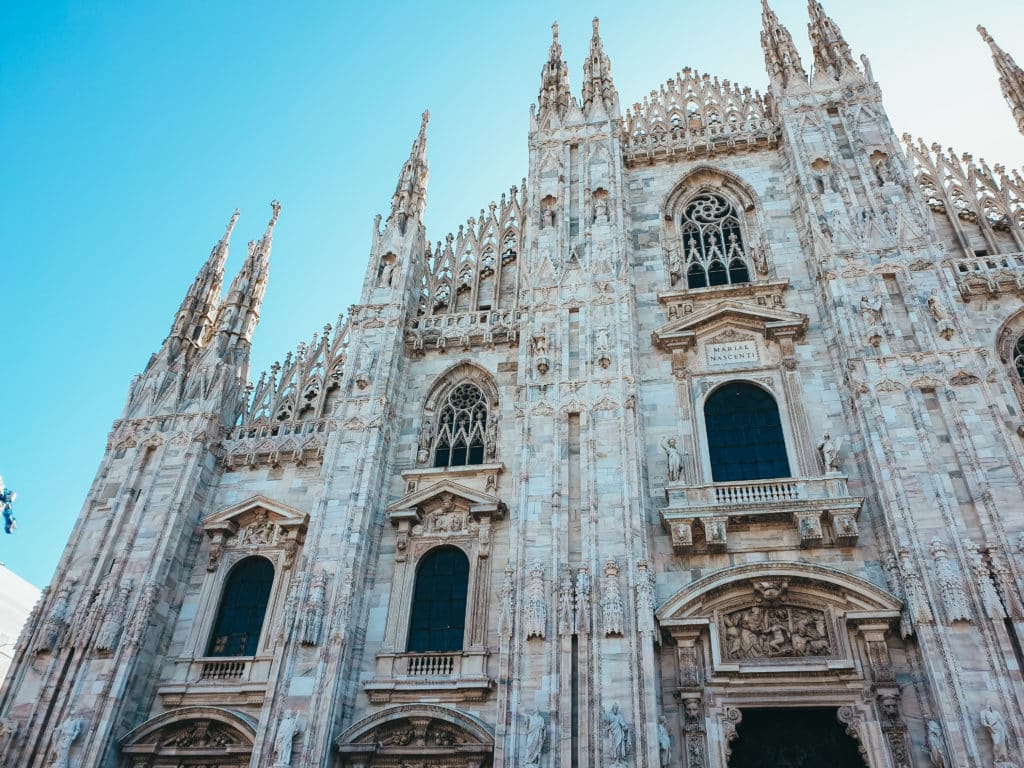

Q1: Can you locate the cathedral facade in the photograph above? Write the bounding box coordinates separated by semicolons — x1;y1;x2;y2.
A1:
4;4;1024;767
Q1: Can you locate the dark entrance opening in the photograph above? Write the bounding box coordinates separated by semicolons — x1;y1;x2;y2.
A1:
728;708;866;768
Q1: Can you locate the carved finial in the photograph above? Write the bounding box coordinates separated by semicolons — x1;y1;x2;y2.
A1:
592;16;599;34
224;208;240;240
265;200;281;236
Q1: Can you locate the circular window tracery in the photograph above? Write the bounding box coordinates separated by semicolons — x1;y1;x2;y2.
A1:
679;192;751;289
433;382;488;467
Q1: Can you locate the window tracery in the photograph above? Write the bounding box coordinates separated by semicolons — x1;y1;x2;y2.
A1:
432;382;490;468
679;193;751;289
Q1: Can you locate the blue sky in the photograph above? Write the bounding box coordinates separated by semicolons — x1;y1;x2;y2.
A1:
2;0;1022;587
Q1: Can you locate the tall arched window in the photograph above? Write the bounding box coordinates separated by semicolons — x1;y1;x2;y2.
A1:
407;547;470;653
207;556;274;657
433;382;488;468
680;192;751;289
704;383;790;482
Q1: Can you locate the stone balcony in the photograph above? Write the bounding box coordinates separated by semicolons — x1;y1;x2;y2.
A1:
364;650;492;704
659;475;863;552
223;417;333;470
157;655;274;708
947;251;1024;299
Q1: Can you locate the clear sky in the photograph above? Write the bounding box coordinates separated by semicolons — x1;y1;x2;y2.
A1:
2;0;1022;588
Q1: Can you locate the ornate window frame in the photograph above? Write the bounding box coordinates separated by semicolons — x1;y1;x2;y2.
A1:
157;496;308;708
652;303;864;553
417;362;502;469
662;166;772;291
365;480;505;704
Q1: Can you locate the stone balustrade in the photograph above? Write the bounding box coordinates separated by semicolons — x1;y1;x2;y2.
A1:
948;251;1024;298
660;475;863;553
407;309;520;352
223;418;334;470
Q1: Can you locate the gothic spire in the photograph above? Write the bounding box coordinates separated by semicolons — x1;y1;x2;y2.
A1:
807;1;861;84
537;22;571;121
582;17;619;119
165;209;239;360
760;0;808;92
389;110;430;225
215;200;280;354
978;25;1024;136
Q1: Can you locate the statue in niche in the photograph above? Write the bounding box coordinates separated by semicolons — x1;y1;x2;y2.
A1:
532;332;548;357
873;155;894;185
525;563;547;640
524;710;546;767
485;415;500;461
817;432;843;472
657;715;671;768
980;705;1011;764
498;567;515;638
300;571;327;646
594;195;609;223
274;711;302;767
604;704;631;765
660;437;683;483
601;560;625;636
379;255;397;288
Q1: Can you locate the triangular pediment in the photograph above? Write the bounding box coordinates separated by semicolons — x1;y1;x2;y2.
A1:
386;480;505;518
203;494;309;534
652;299;808;351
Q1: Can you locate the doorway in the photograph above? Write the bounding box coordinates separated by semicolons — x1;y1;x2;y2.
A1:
728;707;867;768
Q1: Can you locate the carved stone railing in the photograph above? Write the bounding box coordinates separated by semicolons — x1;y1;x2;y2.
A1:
947;251;1024;299
365;650;492;704
622;119;779;166
401;652;458;677
407;309;520;352
223;417;334;470
660;475;863;552
198;658;248;681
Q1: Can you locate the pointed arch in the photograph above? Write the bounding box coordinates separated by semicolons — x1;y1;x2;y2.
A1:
663;165;769;288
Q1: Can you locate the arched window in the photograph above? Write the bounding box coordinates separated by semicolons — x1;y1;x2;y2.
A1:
1014;334;1024;385
680;192;751;289
407;547;470;652
207;556;274;657
704;383;790;482
433;382;488;468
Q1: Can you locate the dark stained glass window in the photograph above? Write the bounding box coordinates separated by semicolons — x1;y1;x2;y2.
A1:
704;383;791;482
407;547;469;653
207;556;274;657
680;192;752;289
1014;334;1024;384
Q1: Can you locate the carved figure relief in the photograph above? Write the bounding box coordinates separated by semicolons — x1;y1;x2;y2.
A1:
300;571;327;646
237;510;279;546
604;703;632;766
498;566;515;639
558;568;575;636
575;567;592;634
95;579;132;654
35;581;74;654
721;605;831;659
930;538;972;622
927;290;955;340
635;561;656;633
601;560;625;637
817;432;842;472
980;706;1012;766
927;720;947;768
49;716;83;768
273;711;302;767
964;541;1006;620
524;710;546;767
660;436;684;482
525;563;547;640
